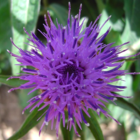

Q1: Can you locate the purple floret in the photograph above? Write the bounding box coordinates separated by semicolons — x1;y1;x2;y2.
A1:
7;2;140;138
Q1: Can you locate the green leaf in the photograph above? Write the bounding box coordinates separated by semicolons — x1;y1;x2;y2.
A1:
84;109;104;140
8;105;48;140
0;75;26;87
117;75;133;97
85;126;95;140
98;1;124;34
18;89;38;108
47;3;68;26
60;118;74;140
133;60;140;92
111;98;140;119
0;0;12;53
98;0;125;47
108;75;133;121
0;52;11;75
95;0;105;13
76;123;85;140
81;0;97;20
0;0;12;74
122;0;140;45
105;30;122;46
11;0;40;75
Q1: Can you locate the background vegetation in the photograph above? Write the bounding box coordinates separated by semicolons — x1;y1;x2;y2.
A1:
0;0;140;139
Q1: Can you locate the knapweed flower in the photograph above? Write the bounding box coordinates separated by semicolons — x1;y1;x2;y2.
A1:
7;2;139;138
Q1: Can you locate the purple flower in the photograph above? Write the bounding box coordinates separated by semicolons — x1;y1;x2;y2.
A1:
7;2;139;138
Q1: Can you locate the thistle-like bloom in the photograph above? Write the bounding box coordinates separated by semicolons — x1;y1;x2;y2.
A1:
8;2;139;138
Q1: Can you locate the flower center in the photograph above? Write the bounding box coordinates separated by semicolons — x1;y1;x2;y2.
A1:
63;64;78;77
57;64;78;84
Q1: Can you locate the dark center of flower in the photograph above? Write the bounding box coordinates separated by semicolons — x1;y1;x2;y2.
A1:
57;64;79;84
63;64;78;77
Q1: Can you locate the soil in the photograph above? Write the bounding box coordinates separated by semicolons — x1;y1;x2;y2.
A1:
0;85;126;140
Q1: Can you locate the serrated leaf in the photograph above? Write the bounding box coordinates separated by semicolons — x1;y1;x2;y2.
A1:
8;105;48;140
84;109;104;140
0;0;12;53
47;3;68;26
0;75;26;87
11;0;40;75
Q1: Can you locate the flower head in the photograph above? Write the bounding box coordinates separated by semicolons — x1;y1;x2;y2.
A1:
8;2;139;138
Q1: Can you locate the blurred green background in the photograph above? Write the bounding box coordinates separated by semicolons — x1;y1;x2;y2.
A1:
0;0;140;140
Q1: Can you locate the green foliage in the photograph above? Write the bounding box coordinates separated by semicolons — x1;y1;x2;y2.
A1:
11;0;40;75
0;0;140;140
122;0;140;45
0;75;26;87
47;3;68;26
0;0;12;74
60;119;74;140
0;0;12;53
76;122;85;140
98;0;124;46
18;89;38;108
84;109;104;140
8;105;49;140
110;97;140;120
